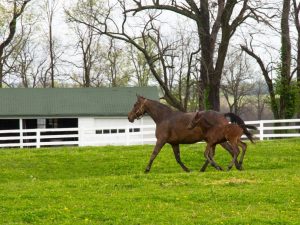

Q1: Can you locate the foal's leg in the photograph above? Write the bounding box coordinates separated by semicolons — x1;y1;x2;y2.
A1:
227;143;240;171
200;146;215;172
200;160;209;172
145;141;165;173
220;141;242;169
237;141;247;170
204;144;223;171
171;144;190;172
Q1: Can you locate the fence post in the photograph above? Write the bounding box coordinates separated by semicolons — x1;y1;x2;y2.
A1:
19;119;23;149
259;121;264;140
78;128;83;147
141;118;144;145
36;130;41;148
126;126;129;146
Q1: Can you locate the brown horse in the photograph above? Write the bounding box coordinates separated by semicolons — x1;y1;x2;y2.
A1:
128;95;243;173
188;111;257;170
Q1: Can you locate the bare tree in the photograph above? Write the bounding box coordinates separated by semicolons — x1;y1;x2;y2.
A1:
41;0;60;88
66;0;103;87
221;51;255;115
252;78;268;120
11;36;49;88
104;39;130;87
68;21;100;87
116;0;269;111
242;0;296;119
67;1;205;111
0;0;31;88
128;42;152;87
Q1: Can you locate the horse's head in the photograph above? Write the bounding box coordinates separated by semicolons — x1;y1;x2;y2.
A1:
128;95;147;123
187;111;202;129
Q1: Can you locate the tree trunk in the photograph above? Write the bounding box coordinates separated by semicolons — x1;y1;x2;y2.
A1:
293;0;300;118
0;59;3;88
280;0;292;118
49;23;55;88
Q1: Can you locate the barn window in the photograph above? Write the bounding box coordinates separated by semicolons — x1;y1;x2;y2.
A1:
103;129;110;134
0;119;20;145
46;118;78;128
129;128;140;133
96;130;102;134
95;128;130;134
0;119;19;130
37;118;46;129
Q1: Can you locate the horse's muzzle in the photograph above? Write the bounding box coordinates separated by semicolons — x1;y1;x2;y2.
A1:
128;114;134;123
187;123;195;130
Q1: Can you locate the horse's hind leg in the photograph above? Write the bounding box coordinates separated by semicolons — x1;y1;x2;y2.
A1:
220;142;234;157
200;160;209;172
227;144;240;171
221;141;242;169
237;141;247;170
145;141;165;173
171;144;190;172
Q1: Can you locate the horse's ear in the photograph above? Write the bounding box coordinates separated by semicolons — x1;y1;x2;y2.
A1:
195;111;204;122
136;94;145;100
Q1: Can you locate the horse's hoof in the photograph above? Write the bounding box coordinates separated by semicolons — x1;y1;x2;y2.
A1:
236;165;243;171
235;163;243;170
144;168;150;173
217;166;223;171
227;167;233;171
237;163;244;170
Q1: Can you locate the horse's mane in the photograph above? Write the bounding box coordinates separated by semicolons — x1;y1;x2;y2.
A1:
147;98;174;113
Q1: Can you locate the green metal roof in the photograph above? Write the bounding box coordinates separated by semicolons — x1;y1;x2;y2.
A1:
0;87;159;117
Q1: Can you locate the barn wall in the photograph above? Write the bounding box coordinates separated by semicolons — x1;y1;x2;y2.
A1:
78;116;156;146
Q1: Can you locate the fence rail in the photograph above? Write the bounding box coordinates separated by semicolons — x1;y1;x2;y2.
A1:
0;119;299;148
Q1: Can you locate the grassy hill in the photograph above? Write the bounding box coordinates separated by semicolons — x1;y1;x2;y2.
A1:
0;139;300;224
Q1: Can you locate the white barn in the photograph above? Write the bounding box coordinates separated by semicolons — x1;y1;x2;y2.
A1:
0;87;159;148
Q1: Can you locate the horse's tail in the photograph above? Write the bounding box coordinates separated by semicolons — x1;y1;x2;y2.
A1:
224;112;257;143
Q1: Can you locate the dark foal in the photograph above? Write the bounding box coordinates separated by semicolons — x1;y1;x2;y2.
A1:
188;111;257;170
128;95;238;173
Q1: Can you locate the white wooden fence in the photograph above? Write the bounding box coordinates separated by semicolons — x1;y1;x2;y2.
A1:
245;118;300;140
0;119;299;148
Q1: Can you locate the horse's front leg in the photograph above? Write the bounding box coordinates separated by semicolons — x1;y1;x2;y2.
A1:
145;141;165;173
171;144;190;172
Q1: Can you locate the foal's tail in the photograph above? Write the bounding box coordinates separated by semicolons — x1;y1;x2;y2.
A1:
224;112;257;143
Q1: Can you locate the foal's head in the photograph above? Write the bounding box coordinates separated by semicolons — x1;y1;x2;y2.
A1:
187;111;202;129
128;95;147;123
188;111;214;130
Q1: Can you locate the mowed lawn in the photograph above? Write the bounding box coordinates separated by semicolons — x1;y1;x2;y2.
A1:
0;139;300;225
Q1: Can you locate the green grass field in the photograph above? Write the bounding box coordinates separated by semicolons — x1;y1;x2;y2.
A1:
0;139;300;225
